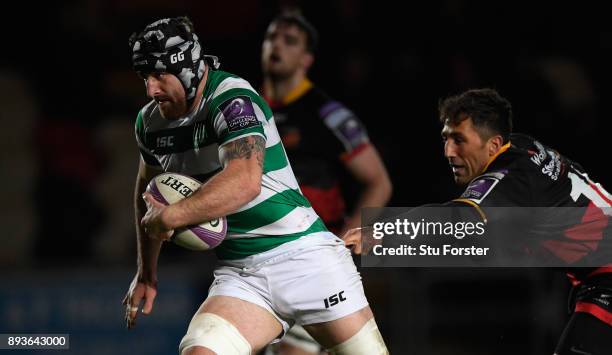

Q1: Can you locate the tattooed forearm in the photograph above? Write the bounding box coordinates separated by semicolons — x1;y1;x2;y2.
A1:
221;136;265;169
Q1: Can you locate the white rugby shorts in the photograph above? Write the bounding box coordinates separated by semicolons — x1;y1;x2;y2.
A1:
207;232;369;336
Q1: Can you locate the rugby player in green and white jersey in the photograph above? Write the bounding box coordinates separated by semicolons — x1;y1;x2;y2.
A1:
122;17;388;355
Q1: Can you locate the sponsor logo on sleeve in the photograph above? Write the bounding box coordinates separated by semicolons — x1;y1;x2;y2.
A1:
338;117;367;147
461;177;500;204
220;96;260;133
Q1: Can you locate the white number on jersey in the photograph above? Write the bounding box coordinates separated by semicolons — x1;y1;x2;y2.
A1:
568;171;612;216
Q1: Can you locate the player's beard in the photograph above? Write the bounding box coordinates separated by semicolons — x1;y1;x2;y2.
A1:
158;99;188;120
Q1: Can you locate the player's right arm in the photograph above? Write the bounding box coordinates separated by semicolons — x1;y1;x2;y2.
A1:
123;158;164;329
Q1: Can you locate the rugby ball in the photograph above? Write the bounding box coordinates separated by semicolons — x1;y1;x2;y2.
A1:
146;172;227;251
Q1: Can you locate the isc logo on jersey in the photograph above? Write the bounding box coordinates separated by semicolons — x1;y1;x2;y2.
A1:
156;136;174;148
147;173;227;250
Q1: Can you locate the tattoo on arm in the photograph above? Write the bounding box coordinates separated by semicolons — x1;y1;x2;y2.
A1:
222;136;265;169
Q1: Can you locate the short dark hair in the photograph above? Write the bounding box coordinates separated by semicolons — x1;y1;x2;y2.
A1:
270;12;318;53
438;88;513;143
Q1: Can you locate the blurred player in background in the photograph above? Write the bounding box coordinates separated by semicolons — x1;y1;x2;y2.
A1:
260;12;392;355
122;16;388;355
261;12;392;236
344;88;612;354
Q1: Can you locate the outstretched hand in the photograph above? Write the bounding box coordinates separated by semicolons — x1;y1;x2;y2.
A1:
341;227;380;255
122;274;157;329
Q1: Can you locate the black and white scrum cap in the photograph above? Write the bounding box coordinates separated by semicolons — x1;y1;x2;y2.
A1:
129;17;220;105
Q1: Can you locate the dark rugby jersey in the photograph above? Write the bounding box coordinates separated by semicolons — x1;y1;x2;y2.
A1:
454;134;612;325
264;79;370;232
451;133;612;324
454;133;612;277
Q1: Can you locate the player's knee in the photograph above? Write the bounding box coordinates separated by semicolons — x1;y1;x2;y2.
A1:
179;312;252;355
327;318;388;355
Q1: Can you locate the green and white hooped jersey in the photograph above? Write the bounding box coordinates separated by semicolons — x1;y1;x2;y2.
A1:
135;70;327;259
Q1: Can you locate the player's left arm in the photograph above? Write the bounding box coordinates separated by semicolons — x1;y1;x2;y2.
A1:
341;145;393;235
321;103;392;234
142;135;265;233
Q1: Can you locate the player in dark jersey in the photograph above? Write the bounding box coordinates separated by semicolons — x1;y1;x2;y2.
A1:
344;88;612;354
261;12;392;236
260;12;393;355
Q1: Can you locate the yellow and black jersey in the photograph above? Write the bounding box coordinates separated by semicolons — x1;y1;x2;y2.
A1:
452;134;612;325
451;133;612;324
453;134;612;277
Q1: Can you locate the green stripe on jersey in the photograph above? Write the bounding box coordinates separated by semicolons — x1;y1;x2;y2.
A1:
202;70;239;100
135;111;145;143
215;218;327;260
226;189;311;233
263;142;288;173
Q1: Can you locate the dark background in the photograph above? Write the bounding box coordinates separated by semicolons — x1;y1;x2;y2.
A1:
0;1;609;353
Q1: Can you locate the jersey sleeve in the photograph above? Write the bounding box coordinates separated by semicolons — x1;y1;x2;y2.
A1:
457;172;506;205
135;110;161;166
212;92;268;147
319;100;370;161
452;170;512;223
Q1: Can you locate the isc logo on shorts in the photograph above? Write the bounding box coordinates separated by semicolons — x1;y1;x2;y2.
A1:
324;291;346;308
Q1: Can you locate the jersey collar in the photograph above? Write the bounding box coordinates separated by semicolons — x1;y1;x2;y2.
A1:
283;78;313;105
482;141;511;173
265;78;313;108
